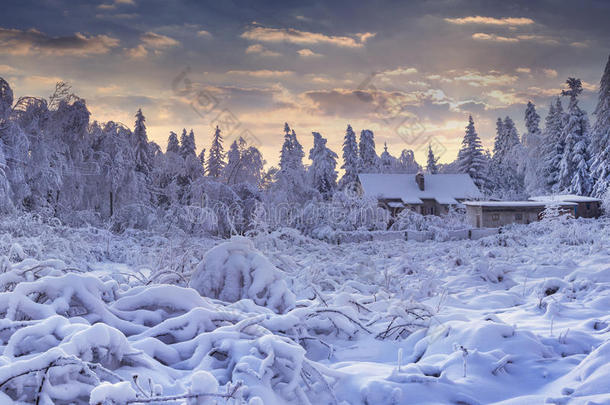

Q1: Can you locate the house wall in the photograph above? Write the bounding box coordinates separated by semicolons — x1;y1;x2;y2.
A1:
480;207;543;228
420;199;444;216
466;205;483;228
467;205;544;228
574;201;601;218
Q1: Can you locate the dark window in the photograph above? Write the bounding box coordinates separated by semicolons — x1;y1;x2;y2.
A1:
586;203;591;210
492;214;499;221
515;213;523;220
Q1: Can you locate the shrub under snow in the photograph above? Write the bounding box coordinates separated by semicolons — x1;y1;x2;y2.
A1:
189;236;296;313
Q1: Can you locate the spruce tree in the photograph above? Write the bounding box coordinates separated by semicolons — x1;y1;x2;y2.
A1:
543;98;565;192
426;144;439;174
207;126;225;178
558;78;592;195
133;109;150;174
339;124;359;188
523;102;544;194
591;54;610;196
180;128;197;159
166;131;180;154
457;116;488;191
308;132;338;198
359;129;378;172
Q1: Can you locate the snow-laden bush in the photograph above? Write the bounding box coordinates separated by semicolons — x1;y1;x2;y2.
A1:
189;236;296;313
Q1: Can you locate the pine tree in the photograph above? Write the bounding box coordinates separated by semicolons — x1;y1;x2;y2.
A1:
523;102;545;194
276;123;307;200
278;122;293;176
207;126;225;178
180;128;197;159
426;144;439;174
224;139;241;184
198;148;206;172
133;109;150;174
488;116;524;198
591;54;610;196
359;129;378;172
558;78;592;195
166;131;180;154
339;124;359;188
308;132;338;198
457;115;488;191
380;143;395;173
543;98;565;192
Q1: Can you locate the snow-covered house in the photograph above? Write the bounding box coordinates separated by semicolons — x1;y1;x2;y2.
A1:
529;195;602;218
464;201;577;228
357;173;482;215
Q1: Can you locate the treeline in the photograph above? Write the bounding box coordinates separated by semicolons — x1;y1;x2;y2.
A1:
0;54;609;236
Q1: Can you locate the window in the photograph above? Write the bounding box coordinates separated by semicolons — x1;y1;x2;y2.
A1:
491;214;499;221
586;203;591;210
515;213;523;220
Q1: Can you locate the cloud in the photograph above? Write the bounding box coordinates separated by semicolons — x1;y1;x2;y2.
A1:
226;70;294;78
515;67;531;74
515;34;559;45
196;30;212;38
0;27;119;56
472;33;519;43
542;68;558;78
452;70;518;87
240;26;375;48
125;44;147;59
140;32;179;49
97;0;135;10
0;64;16;74
472;32;561;45
445;16;534;26
297;48;322;57
246;44;281;57
379;67;418;76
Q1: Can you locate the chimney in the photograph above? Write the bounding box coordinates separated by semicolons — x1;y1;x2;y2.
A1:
415;172;424;191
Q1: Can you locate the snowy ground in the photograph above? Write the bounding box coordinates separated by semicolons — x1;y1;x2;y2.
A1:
0;215;609;404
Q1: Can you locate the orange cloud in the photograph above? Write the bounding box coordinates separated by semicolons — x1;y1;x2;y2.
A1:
445;16;534;26
240;26;375;48
0;28;119;56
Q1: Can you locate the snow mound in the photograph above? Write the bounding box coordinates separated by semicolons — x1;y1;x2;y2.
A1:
189;236;295;313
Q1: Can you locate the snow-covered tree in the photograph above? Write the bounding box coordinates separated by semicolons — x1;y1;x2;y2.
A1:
379;143;394;173
426;144;439;174
489;116;525;198
276;123;307;201
591;54;610;196
542;98;565;192
166;131;180;154
133;109;151;174
207;126;225;178
180;128;197;159
339;124;359;188
397;149;421;173
308;131;338;198
558;78;592;195
522;102;545;195
359;129;378;172
457;116;488;191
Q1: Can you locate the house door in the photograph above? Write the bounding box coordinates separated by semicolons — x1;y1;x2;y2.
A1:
476;215;481;228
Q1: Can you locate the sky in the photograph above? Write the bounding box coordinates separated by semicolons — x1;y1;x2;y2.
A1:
1;0;609;167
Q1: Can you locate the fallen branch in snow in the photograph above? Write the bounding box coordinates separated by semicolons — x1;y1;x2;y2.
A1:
124;381;243;404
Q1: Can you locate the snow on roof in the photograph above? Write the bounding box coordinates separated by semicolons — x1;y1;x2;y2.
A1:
529;194;602;203
358;173;482;205
387;201;405;208
464;200;577;208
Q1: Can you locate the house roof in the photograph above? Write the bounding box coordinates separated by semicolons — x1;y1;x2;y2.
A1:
358;173;483;205
529;194;602;203
464;201;577;208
